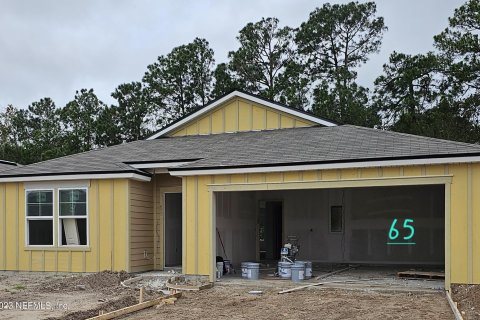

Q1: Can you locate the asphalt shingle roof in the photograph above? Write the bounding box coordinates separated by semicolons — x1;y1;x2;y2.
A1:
0;161;19;173
2;125;480;178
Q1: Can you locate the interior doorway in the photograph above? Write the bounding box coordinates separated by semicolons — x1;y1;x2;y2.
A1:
259;200;283;261
164;192;182;267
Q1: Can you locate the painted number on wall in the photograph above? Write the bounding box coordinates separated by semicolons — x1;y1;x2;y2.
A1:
387;218;415;245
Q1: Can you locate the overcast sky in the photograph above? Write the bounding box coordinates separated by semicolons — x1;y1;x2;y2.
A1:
0;0;465;109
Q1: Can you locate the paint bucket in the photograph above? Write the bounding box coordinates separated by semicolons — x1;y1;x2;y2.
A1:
224;260;232;274
304;261;313;279
278;261;293;279
246;262;260;280
241;262;249;278
291;262;305;282
216;262;224;279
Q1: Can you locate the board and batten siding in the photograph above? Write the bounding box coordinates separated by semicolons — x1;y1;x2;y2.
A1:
169;97;314;137
153;174;182;269
129;179;154;272
128;174;182;272
0;179;129;273
181;164;480;288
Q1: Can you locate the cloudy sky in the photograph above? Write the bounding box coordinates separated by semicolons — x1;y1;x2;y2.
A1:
0;0;465;109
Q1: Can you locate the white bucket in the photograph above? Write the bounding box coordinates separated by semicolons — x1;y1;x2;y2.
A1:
246;263;260;280
224;260;232;274
278;261;293;278
241;262;249;278
291;262;305;282
216;262;224;279
304;261;312;279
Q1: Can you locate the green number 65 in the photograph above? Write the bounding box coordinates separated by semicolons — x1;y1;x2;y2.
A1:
388;218;415;240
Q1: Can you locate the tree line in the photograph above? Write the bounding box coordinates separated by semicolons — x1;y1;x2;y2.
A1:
1;0;479;165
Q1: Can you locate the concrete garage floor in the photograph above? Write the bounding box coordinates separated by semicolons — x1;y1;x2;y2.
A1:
217;264;445;293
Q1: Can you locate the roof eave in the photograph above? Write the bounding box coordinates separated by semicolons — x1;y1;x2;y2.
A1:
169;154;480;176
0;171;152;183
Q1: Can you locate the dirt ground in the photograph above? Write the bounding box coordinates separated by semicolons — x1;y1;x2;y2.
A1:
126;283;452;320
0;271;454;320
452;284;480;319
0;271;144;320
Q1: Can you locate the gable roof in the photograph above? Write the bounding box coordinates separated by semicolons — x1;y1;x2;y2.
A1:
0;160;19;172
146;90;337;139
2;125;480;181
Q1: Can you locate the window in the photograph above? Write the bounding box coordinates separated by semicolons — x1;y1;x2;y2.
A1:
330;206;343;233
26;190;54;245
59;189;88;246
25;187;89;247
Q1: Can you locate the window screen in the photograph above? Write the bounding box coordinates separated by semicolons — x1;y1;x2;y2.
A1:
330;206;343;232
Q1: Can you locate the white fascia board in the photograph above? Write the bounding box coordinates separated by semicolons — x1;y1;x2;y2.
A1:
129;161;192;169
146;91;337;139
169;156;480;177
0;172;151;183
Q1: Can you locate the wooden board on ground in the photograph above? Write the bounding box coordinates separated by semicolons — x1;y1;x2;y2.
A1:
397;271;445;280
315;266;354;280
166;282;213;291
446;290;464;320
86;292;182;320
278;278;382;294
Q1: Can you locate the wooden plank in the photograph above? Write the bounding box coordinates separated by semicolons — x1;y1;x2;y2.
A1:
446;290;464;320
87;292;182;320
397;271;445;279
278;278;382;294
315;266;354;280
166;282;213;291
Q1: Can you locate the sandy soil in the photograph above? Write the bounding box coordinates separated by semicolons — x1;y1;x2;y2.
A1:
0;271;454;320
0;271;141;320
452;284;480;319
125;282;453;320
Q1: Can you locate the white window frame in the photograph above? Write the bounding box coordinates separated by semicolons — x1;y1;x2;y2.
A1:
57;187;89;247
25;188;55;247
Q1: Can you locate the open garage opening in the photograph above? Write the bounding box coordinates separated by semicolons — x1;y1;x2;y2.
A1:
214;184;445;284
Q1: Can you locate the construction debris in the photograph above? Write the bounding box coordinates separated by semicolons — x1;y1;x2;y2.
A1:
315;265;355;280
397;271;445;280
166;276;213;292
248;290;263;295
164;297;178;305
86;292;182;320
278;278;382;294
446;290;464;320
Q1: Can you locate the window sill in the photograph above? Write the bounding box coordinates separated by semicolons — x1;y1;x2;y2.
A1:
24;246;91;252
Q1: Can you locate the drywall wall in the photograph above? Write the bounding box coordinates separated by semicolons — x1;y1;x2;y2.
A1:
217;185;445;265
215;192;257;268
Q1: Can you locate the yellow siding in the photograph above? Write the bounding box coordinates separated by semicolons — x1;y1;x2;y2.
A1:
224;101;238;132
473;166;480;283
153;174;182;270
0;179;129;273
211;109;224;134
198;116;210;135
252;105;266;130
129;179;154;273
169;97;316;136
182;163;480;287
450;164;468;283
186;122;199;135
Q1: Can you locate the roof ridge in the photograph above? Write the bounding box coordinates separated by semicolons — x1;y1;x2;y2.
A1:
156;125;332;141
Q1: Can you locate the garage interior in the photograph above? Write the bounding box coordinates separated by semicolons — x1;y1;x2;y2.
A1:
215;185;445;282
